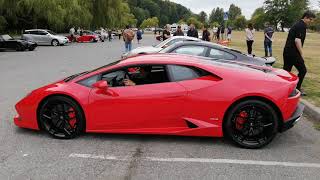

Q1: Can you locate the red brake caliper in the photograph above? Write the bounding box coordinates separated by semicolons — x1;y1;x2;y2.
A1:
68;107;77;128
236;111;248;130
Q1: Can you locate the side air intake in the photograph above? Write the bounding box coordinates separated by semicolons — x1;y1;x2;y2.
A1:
185;120;198;129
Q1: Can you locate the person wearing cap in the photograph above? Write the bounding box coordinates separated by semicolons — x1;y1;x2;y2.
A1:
173;26;184;36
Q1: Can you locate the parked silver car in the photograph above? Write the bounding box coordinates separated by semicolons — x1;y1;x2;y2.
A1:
22;29;69;46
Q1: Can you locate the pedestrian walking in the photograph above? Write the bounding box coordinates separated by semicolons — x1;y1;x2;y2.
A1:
162;25;171;41
227;26;232;42
283;11;316;96
245;23;255;55
173;25;184;36
202;25;211;42
108;29;112;42
123;25;135;52
187;24;198;38
264;23;274;57
137;28;142;44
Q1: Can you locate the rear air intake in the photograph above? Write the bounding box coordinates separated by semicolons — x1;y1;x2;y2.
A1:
185;120;198;129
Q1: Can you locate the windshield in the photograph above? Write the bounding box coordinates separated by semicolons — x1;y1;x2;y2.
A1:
155;37;173;48
64;61;121;82
2;35;14;41
47;30;57;35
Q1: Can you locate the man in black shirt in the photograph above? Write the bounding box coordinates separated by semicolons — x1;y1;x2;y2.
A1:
173;26;184;36
283;11;315;96
187;24;198;38
202;26;211;41
162;25;171;41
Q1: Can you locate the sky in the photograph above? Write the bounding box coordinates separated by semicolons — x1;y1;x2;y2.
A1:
170;0;320;19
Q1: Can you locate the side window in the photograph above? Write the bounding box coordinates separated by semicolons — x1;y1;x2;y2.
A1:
101;70;127;87
173;46;207;56
100;65;170;87
209;48;236;60
77;75;99;87
168;65;201;82
29;31;38;35
38;31;48;35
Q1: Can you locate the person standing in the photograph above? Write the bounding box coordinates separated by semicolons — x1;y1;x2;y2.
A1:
108;29;112;42
137;28;142;44
118;29;122;40
202;26;211;42
220;25;225;40
187;24;198;38
283;11;316;96
162;25;171;41
69;27;75;42
245;23;255;55
216;26;221;41
173;25;184;36
264;23;274;57
227;26;232;42
123;25;135;52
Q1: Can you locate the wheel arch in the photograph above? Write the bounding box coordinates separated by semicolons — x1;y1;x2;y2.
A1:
36;94;86;131
222;96;284;133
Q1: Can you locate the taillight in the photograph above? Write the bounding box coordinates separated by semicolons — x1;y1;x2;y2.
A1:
289;88;299;97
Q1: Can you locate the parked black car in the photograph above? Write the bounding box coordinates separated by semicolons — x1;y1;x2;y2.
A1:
160;41;276;66
0;34;37;51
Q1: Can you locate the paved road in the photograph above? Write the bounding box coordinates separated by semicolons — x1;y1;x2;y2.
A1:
1;35;320;180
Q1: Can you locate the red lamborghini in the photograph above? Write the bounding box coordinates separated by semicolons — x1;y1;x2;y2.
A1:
14;54;304;148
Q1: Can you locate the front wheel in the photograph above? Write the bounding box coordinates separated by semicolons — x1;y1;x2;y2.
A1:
39;96;85;139
224;100;279;149
16;44;25;51
51;39;59;46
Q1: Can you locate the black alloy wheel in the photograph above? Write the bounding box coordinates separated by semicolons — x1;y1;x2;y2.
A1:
224;100;278;149
39;96;85;139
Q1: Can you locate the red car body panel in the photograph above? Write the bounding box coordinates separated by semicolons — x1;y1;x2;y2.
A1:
14;54;301;137
76;35;98;42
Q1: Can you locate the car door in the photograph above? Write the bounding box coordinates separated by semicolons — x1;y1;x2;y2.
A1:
38;30;52;45
87;64;187;132
167;64;223;136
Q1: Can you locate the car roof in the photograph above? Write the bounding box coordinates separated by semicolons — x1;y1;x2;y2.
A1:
169;36;200;41
25;29;49;31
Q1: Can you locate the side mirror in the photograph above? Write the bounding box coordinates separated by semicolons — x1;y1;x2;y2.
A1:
92;80;108;90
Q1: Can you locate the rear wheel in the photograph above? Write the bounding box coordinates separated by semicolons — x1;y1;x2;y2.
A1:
224;100;278;149
16;44;25;51
39;96;85;139
51;39;59;46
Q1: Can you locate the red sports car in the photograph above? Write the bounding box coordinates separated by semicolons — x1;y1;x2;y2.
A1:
67;30;100;43
14;54;304;148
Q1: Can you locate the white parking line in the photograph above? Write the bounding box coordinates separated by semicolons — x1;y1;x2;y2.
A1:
69;153;320;168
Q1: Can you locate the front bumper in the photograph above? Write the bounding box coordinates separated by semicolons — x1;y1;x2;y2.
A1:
280;103;305;132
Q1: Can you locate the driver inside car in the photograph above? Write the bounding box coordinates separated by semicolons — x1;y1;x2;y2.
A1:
123;66;152;86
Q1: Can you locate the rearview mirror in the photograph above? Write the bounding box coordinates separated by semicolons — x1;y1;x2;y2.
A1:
92;80;108;90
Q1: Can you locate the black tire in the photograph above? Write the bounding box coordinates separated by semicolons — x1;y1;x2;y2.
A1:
51;39;59;46
16;44;25;51
29;47;35;51
223;100;278;149
38;96;85;139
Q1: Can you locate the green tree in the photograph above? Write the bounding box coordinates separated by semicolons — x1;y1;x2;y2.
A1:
187;17;202;29
140;17;159;28
228;4;242;21
233;15;247;30
199;11;208;23
250;7;266;31
209;7;224;25
264;0;309;31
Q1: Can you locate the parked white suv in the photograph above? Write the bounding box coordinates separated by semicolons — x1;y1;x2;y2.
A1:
22;29;69;46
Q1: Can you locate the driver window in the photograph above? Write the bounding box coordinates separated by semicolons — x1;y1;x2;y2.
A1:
101;65;170;87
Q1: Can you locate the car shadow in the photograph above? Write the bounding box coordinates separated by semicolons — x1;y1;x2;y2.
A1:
15;127;230;146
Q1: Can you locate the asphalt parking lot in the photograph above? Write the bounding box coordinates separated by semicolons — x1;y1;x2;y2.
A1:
1;35;320;180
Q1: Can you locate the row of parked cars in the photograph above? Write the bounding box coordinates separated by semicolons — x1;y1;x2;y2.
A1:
0;29;116;52
122;36;276;67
